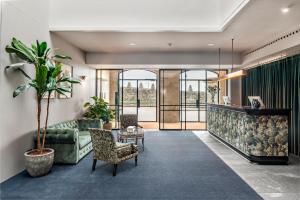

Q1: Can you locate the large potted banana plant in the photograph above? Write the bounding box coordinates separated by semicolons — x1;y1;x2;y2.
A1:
5;38;80;177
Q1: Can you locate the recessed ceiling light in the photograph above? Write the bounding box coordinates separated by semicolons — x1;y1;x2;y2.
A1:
129;43;136;46
281;7;290;13
208;43;215;46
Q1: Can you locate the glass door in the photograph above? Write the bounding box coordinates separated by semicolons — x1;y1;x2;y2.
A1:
138;80;157;122
119;70;158;128
122;80;138;115
159;69;225;130
182;80;200;129
199;80;207;124
180;71;207;130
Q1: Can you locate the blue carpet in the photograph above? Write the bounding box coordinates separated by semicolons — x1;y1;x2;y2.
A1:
0;131;262;200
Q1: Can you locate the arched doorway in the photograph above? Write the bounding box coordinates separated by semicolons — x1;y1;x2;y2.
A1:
159;69;225;130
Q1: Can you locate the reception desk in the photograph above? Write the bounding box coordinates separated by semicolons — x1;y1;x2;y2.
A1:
207;104;290;164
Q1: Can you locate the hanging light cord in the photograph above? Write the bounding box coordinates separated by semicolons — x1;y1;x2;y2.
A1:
231;38;234;70
218;48;221;77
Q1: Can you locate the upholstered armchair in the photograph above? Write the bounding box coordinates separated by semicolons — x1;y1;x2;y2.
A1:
89;128;138;176
119;114;145;150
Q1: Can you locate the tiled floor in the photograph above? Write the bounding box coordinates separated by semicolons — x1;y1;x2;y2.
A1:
139;122;206;130
193;131;300;200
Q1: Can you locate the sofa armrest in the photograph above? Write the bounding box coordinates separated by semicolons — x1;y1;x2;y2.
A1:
35;128;79;144
77;118;103;131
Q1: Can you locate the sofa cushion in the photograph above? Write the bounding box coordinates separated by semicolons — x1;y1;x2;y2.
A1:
50;120;78;129
79;131;90;136
79;135;91;149
78;119;102;131
34;129;77;144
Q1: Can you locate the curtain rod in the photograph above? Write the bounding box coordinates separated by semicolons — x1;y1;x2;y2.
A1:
244;49;300;70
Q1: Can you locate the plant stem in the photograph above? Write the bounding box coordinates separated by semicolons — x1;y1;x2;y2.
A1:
37;95;42;152
42;93;51;151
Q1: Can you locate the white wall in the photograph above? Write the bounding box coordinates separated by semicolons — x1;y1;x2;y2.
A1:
0;0;95;183
49;0;249;32
219;0;249;28
49;0;220;32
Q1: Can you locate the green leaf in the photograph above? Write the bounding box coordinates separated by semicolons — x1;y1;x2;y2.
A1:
45;60;55;69
65;78;80;84
57;86;71;93
52;54;71;60
57;76;80;84
13;84;31;97
5;63;25;69
46;77;57;89
38;42;47;57
44;48;51;59
83;102;91;108
91;96;98;101
11;38;35;62
55;88;66;96
51;65;62;78
31;44;38;55
35;65;48;91
16;68;32;79
55;88;69;97
36;40;40;56
28;82;38;89
5;46;34;63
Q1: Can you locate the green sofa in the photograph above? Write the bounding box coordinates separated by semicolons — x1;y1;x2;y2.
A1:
35;119;102;164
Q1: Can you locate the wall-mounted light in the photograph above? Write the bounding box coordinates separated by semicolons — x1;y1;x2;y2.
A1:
78;75;87;81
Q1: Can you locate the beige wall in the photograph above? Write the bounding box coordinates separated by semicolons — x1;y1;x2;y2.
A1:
0;0;95;183
242;30;300;68
229;78;242;106
86;52;242;65
160;71;180;122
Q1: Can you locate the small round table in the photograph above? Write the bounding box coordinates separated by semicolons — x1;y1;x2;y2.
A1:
117;129;144;151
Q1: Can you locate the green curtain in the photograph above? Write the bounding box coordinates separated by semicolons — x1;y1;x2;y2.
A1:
242;54;300;156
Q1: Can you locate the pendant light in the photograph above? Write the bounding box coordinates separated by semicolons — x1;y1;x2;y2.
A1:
217;38;247;81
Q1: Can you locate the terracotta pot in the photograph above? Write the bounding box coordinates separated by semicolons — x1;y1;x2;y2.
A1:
24;148;54;177
103;122;112;130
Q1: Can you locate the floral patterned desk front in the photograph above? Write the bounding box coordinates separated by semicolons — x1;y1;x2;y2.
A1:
207;104;289;164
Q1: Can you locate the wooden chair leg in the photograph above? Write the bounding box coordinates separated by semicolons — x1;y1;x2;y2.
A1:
135;156;138;166
112;164;118;176
92;159;97;171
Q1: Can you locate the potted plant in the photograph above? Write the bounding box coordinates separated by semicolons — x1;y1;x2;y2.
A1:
5;38;80;177
207;85;219;104
102;108;115;130
83;96;115;130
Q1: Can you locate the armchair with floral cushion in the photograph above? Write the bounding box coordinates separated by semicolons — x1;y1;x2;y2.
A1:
118;114;145;150
89;128;138;176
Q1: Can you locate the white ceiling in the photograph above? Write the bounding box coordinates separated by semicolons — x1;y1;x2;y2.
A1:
50;0;248;32
50;0;300;54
